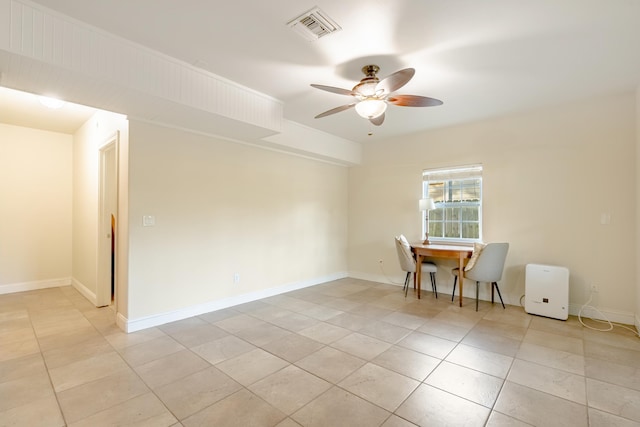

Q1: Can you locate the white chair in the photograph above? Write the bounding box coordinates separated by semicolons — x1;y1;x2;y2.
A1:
395;235;438;298
451;242;509;311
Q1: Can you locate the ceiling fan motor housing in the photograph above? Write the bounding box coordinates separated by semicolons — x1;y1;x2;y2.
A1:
353;65;382;97
362;65;380;77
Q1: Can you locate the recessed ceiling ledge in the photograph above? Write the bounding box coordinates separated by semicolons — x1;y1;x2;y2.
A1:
0;0;283;140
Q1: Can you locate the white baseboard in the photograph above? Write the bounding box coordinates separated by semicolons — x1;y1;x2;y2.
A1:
0;277;71;295
116;312;128;332
350;270;508;302
569;303;636;326
351;271;638;326
349;270;518;304
348;271;400;286
121;272;348;333
71;278;97;306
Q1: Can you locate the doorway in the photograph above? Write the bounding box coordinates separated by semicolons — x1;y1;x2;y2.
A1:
97;132;119;307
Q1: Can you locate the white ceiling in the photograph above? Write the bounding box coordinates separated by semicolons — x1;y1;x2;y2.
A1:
5;1;640;142
0;86;96;134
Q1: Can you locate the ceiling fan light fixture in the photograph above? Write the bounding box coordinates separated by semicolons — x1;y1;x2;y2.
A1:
355;98;387;119
353;81;377;97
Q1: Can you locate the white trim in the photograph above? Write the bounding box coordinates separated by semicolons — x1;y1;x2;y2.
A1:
569;303;636;326
422;164;483;181
0;277;71;294
71;278;98;306
8;0;283;130
349;270;499;301
348;271;400;287
349;270;468;300
352;271;638;327
113;272;640;333
121;272;348;333
116;312;128;332
97;132;119;308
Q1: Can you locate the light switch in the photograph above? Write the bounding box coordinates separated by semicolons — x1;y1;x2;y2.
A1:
143;215;155;227
600;213;611;225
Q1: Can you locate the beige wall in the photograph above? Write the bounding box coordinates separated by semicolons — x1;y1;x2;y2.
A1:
636;86;640;331
0;124;72;289
72;117;99;296
349;92;636;321
126;120;348;321
72;111;129;304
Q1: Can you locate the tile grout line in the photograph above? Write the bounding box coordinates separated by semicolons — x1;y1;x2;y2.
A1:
28;289;73;427
6;281;640;426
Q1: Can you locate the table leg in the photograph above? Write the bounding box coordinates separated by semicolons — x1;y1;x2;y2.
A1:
416;254;423;299
458;254;465;307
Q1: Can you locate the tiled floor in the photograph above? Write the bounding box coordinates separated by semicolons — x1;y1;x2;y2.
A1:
2;279;640;426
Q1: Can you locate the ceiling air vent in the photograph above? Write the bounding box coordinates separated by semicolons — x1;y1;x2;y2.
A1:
287;7;341;41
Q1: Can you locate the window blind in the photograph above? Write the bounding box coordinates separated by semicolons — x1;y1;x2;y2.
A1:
422;164;483;182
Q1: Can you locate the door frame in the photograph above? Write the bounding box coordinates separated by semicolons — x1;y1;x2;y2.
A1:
97;131;119;308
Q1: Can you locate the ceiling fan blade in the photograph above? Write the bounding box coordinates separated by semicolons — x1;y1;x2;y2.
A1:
376;68;415;94
388;95;443;107
310;84;355;96
314;103;356;119
369;113;385;126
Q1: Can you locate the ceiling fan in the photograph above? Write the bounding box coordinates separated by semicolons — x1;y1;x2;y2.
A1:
311;65;443;126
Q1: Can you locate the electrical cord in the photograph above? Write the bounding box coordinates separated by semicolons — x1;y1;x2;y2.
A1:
377;260;405;286
578;293;640;338
520;292;638;338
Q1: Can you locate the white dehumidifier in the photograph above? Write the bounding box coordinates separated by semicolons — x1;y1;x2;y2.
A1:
524;264;569;320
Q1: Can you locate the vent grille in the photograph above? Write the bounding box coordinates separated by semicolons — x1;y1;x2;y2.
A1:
287;7;341;41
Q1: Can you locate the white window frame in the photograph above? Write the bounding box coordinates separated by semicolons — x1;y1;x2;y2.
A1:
422;165;483;243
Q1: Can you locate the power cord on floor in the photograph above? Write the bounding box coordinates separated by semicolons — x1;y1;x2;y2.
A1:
520;292;639;338
578;293;640;338
377;260;405;286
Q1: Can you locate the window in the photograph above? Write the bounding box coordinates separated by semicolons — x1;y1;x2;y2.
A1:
423;165;482;242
